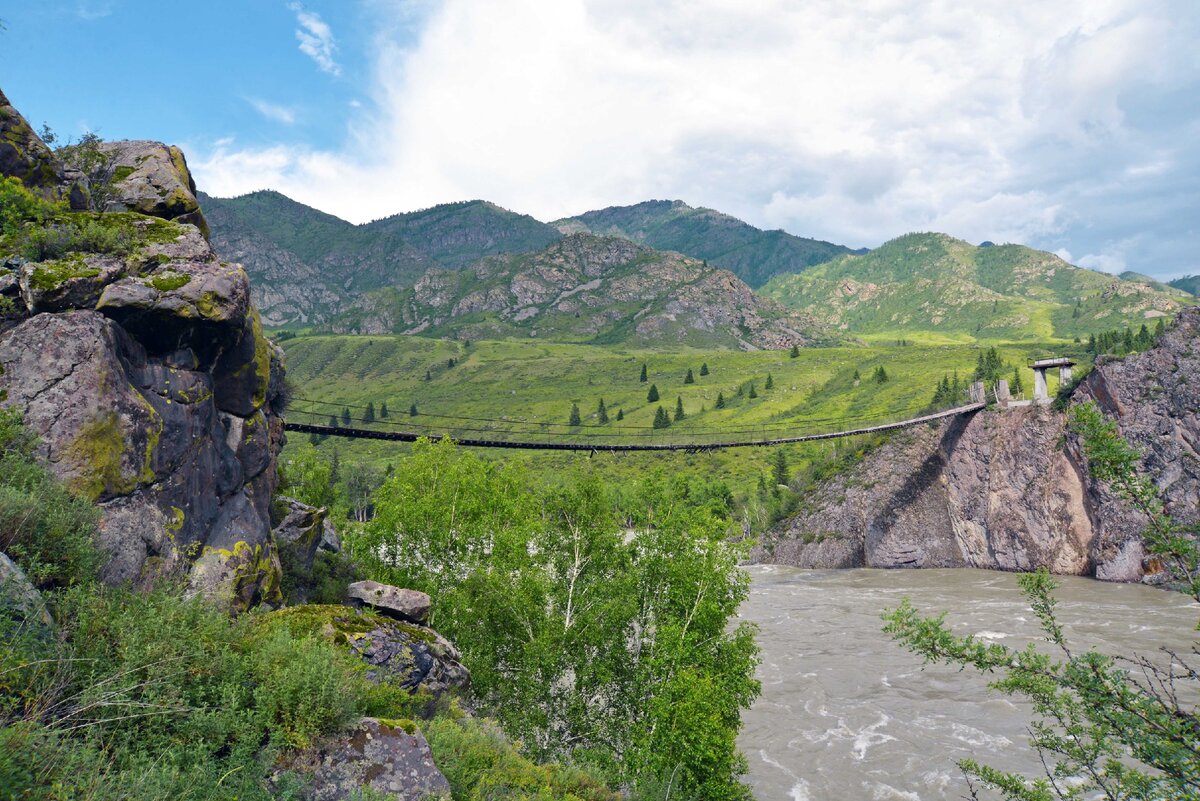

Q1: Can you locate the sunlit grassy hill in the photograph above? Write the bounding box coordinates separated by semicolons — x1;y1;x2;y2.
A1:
762;233;1187;342
279;333;1082;497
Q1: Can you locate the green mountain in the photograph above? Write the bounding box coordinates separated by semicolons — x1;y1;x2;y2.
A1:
1169;275;1200;296
200;191;561;326
761;232;1189;341
553;200;854;287
330;233;836;350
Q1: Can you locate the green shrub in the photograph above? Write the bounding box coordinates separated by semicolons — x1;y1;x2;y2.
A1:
0;176;59;238
0;409;100;589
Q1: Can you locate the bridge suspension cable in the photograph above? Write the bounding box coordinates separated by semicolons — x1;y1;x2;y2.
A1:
282;401;985;453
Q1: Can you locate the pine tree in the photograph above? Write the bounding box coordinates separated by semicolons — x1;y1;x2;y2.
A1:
1012;367;1024;397
700;363;709;376
639;363;648;383
1087;333;1097;353
1122;327;1135;353
789;344;800;358
765;373;774;390
308;431;323;446
652;406;671;429
853;369;861;382
647;384;660;402
1154;319;1165;340
409;403;418;417
874;366;889;384
715;392;726;409
748;383;758;399
328;415;339;429
597;398;609;424
772;449;789;487
329;447;341;484
616;409;624;421
1136;323;1152;350
341;407;352;426
569;403;582;426
425;369;432;381
674;396;685;422
684;369;695;384
364;402;376;423
735;384;744;398
380;401;389;419
447;358;456;368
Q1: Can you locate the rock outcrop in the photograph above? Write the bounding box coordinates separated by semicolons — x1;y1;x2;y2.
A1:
0;552;54;634
757;308;1200;581
274;718;451;801
347;581;431;624
0;93;285;610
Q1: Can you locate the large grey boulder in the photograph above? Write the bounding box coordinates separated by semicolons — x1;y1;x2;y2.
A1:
272;496;339;573
347;615;470;702
99;140;209;237
347;581;431;624
275;718;450;801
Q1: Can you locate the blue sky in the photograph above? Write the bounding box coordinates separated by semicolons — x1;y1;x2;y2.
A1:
2;1;1198;280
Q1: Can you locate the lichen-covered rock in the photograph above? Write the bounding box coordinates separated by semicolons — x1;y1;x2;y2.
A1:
100;140;209;237
347;581;431;624
257;605;470;702
19;253;127;313
274;717;450;801
271;496;338;572
0;87;61;194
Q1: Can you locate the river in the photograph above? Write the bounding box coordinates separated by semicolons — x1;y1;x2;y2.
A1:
737;565;1200;801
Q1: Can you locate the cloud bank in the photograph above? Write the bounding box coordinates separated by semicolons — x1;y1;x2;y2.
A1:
194;0;1200;278
288;3;342;76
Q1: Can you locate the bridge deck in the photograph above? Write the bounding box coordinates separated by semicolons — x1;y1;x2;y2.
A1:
283;402;985;452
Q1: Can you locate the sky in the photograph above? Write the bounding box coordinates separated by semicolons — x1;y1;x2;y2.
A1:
1;1;1198;280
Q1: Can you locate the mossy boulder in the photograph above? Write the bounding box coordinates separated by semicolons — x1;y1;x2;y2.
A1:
272;496;339;572
99;140;210;238
0;87;62;196
19;253;127;313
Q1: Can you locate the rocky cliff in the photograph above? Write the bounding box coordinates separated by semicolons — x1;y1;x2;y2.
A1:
0;91;285;610
333;233;838;350
755;307;1200;581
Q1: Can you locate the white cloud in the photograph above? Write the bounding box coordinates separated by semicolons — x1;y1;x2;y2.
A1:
245;97;297;125
195;0;1200;278
287;3;341;76
76;2;112;20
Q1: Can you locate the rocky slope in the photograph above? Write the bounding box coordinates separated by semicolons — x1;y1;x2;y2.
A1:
201;191;560;326
761;232;1189;341
755;307;1200;581
331;233;837;350
553;199;855;287
0;95;285;610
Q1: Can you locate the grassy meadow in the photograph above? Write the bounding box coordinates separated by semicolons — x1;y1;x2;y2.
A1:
278;333;1085;498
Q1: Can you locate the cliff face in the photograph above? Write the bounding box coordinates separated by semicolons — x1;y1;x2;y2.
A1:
0;92;285;610
756;308;1200;581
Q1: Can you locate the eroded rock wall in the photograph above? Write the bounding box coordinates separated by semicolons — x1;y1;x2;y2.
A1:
757;308;1200;581
0;92;284;610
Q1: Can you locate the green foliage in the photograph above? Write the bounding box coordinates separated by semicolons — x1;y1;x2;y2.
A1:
348;442;760;797
747;382;758;399
872;366;889;384
646;383;659;402
639;363;647;382
772;449;789;488
379;400;389;418
0;409;100;589
653;406;671;429
684;368;695;384
55;132;118;212
674;396;686;422
569;402;582;427
363;401;375;423
715;392;726;409
699;362;709;376
597;398;609;424
425;715;618;801
765;373;774;390
789;344;799;358
0;176;58;238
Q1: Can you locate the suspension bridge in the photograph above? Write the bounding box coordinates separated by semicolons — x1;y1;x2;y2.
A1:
283;391;986;453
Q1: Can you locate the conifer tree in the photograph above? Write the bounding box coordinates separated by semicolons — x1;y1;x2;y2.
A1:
748;383;758;399
874;366;889;383
425;370;432;381
772;448;789;487
380;401;389;419
409;403;418;417
569;403;582;427
674;396;685;422
1012;367;1024;397
652;406;671;429
715;392;726;409
765;373;774;390
647;383;660;402
1123;327;1135;352
853;369;861;382
364;401;376;423
735;384;744;398
789;344;800;358
341;407;352;426
616;409;624;421
1154;319;1165;340
639;363;648;382
597;398;609;424
700;362;709;376
684;368;695;384
328;415;339;428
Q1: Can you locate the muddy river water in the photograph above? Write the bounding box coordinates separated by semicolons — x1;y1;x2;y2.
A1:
737;566;1199;800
